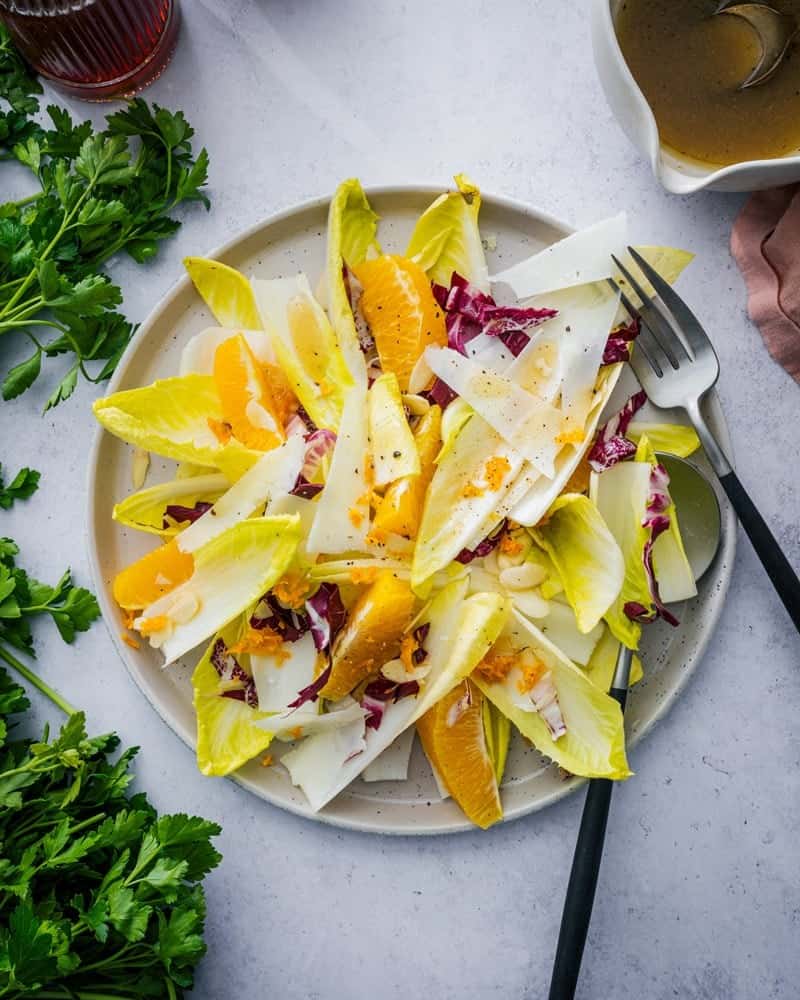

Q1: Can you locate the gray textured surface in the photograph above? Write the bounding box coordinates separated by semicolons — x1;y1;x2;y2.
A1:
1;1;799;997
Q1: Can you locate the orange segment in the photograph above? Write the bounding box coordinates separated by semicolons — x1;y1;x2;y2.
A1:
213;333;285;451
321;571;416;701
372;404;442;539
354;255;447;391
263;361;299;426
113;539;195;611
417;680;502;829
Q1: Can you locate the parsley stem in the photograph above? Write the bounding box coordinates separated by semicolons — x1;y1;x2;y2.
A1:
0;644;76;716
9;190;41;209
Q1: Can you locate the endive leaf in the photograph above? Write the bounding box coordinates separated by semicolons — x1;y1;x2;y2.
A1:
473;611;631;780
406;174;490;292
184;256;262;329
113;473;229;537
530;493;624;633
136;514;301;665
192;618;274;776
326;178;380;386
251;273;352;430
93;375;262;477
627;421;700;459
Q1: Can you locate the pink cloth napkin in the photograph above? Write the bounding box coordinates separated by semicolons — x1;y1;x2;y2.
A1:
731;185;800;384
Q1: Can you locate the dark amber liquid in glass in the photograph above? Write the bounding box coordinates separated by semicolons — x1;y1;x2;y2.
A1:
0;0;180;99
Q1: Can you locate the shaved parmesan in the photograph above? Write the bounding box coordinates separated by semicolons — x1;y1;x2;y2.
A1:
490;214;627;299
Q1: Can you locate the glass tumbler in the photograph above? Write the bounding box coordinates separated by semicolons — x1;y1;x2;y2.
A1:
0;0;180;100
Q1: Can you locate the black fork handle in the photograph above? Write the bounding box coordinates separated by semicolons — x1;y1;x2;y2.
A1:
548;685;628;1000
719;470;800;633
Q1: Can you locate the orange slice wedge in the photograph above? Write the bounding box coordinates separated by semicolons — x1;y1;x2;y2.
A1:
354;255;447;391
417;679;502;829
213;333;285;451
113;538;195;612
321;570;415;701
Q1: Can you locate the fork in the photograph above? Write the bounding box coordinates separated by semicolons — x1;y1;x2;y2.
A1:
611;246;800;634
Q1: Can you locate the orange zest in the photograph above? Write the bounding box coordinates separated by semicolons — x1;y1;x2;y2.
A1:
260;754;274;768
120;633;141;650
137;615;170;636
213;333;285;451
475;648;517;683
354;255;447;391
399;633;419;673
484;455;511;490
461;481;484;499
499;533;523;555
555;427;585;446
273;572;312;609
348;506;365;529
289;726;304;740
321;571;416;701
112;538;195;611
517;657;547;694
417;680;502;830
229;626;290;662
349;565;379;585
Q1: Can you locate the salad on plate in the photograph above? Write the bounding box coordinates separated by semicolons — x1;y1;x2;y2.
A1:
94;176;703;829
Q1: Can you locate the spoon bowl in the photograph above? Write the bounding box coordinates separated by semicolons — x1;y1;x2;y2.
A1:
716;2;798;89
658;452;722;582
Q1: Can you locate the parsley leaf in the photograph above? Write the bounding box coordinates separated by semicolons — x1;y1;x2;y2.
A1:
0;26;210;409
0;464;39;509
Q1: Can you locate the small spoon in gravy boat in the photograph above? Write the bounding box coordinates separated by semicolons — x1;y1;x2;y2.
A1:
716;1;798;87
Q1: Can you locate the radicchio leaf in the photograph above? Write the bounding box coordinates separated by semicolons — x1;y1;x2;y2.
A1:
623;464;680;628
362;694;386;731
286;664;332;710
426;377;459;409
301;429;337;479
290;475;324;499
587;390;647;472
305;582;346;652
433;272;556;360
363;675;420;703
250;594;310;642
162;501;213;528
455;520;507;564
602;317;640;365
211;638;249;683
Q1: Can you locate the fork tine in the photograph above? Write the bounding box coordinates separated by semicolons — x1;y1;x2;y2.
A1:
610;260;683;368
608;276;670;377
626;246;714;358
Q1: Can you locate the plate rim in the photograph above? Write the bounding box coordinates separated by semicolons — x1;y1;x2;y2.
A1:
85;184;737;835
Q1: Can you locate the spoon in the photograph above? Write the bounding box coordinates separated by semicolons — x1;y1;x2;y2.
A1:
715;1;798;89
548;453;722;1000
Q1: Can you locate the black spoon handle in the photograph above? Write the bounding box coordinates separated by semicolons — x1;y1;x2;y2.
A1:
718;470;800;633
548;684;628;1000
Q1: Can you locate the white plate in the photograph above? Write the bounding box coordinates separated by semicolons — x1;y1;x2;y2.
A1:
87;187;736;835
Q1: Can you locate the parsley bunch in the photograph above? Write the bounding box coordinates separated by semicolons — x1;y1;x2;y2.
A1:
0;470;221;997
0;683;222;999
0;23;210;409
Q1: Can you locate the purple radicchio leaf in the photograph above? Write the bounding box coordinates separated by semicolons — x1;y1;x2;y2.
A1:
290;475;324;499
305;582;347;652
162;501;213;528
587;390;647;472
455;520;507;564
250;594;309;642
623;464;680;628
286;663;332;710
602;317;640;365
